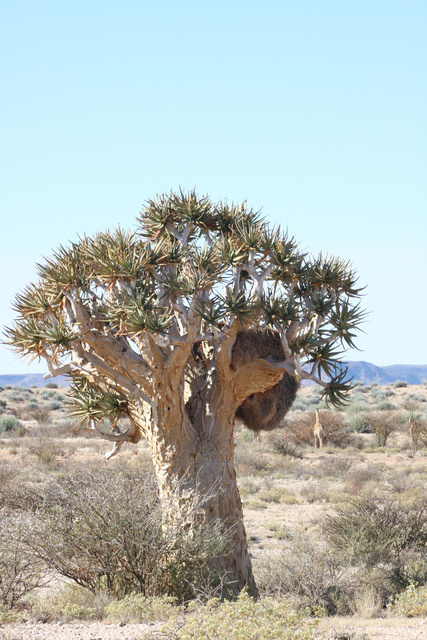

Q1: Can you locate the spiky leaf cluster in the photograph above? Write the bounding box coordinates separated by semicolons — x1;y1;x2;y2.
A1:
66;378;126;427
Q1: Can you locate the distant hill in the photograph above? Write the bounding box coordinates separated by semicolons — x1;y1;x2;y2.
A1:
0;374;69;388
1;362;427;389
344;362;427;385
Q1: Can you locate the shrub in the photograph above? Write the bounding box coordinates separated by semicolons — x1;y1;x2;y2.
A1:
21;466;230;600
345;464;382;488
28;438;63;465
0;462;20;508
389;583;427;617
0;415;21;434
106;593;177;623
256;537;355;615
365;410;398;447
27;406;51;424
347;413;371;433
55;418;81;437
313;456;355;480
393;380;408;388
376;401;396;411
270;432;303;458
345;400;368;416
45;400;62;411
45;382;58;389
29;583;112;622
8;393;24;403
322;496;427;590
0;512;46;608
162;591;317;640
284;411;354;448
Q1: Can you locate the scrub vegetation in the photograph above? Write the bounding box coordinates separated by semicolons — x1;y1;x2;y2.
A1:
0;380;426;638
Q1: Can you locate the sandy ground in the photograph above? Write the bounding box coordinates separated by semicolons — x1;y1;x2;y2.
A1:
2;616;427;640
0;621;161;640
317;615;427;639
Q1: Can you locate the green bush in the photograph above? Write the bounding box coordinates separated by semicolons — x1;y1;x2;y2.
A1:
347;413;371;433
29;583;112;622
8;394;24;403
46;400;62;411
106;593;177;623
162;592;317;640
0;415;21;434
389;583;427;616
376;401;397;411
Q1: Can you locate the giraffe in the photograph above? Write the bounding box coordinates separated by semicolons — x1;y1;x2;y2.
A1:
314;408;325;449
408;416;418;453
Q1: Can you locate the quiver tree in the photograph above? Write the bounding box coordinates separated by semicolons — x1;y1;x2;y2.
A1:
5;190;365;596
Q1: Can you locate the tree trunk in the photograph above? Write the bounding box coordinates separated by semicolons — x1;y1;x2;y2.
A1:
155;447;257;597
132;388;259;598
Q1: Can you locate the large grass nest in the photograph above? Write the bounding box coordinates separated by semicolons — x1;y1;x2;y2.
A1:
232;328;299;432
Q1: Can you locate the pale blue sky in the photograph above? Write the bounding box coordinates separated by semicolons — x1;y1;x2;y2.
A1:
1;0;426;373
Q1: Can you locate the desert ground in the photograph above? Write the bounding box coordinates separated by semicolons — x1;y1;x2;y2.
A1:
0;380;426;639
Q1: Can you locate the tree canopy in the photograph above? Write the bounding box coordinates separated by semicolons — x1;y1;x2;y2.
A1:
6;190;365;445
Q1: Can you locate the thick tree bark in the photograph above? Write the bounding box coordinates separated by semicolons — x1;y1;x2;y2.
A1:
128;373;259;597
121;337;291;597
153;445;257;597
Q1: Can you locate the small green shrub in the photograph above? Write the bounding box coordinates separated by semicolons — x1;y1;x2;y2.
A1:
45;382;58;389
393;380;408;388
106;593;177;623
389;583;427;616
8;394;24;403
30;583;111;622
347;413;371;433
46;400;62;411
0;415;21;434
376;401;396;411
0;603;19;623
345;401;368;416
162;592;317;640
